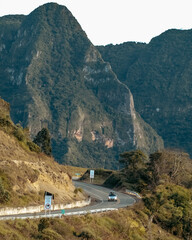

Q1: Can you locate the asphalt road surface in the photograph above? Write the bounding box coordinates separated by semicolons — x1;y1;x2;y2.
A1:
0;181;136;220
72;180;136;211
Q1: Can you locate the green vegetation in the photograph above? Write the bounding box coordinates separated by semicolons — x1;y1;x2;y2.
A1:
0;3;163;169
97;42;146;84
38;218;50;233
104;150;148;191
0;206;180;240
0;95;190;239
147;150;192;188
0;178;10;203
144;184;192;239
81;168;114;185
79;150;191;238
119;150;147;171
33;128;52;156
0;98;40;154
97;30;192;157
0;168;42;207
103;149;192;239
27;141;41;153
0;6;191;238
13;124;25;141
74;187;83;194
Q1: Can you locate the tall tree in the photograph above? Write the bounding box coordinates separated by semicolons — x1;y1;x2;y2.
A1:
148;150;192;187
119;150;147;171
33;128;52;156
119;150;148;188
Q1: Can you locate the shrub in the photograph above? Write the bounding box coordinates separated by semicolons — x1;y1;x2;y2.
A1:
144;184;192;239
74;187;83;194
0;178;10;204
13;126;25;141
74;228;96;240
27;141;41;153
0;117;11;128
38;218;50;232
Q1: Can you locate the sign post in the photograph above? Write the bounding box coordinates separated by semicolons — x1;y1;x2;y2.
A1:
44;191;54;215
90;169;94;183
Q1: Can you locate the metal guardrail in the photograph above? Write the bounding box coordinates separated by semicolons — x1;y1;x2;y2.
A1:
65;208;117;216
0;208;118;221
125;189;142;199
0;198;91;217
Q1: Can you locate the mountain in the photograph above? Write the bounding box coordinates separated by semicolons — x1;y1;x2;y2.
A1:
0;3;163;169
0;97;84;206
97;29;192;156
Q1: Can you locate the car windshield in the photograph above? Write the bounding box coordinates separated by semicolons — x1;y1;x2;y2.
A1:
109;192;116;196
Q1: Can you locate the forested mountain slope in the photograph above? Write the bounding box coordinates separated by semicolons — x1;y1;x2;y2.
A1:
98;29;192;155
0;3;163;169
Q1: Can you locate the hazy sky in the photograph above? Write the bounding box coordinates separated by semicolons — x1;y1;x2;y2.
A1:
0;0;192;45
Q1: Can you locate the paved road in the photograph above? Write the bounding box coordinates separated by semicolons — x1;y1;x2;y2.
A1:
0;181;136;220
72;181;136;211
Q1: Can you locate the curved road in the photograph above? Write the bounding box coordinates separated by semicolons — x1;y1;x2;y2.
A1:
72;181;136;211
0;181;136;220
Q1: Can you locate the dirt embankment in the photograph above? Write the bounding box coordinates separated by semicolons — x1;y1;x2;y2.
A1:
0;129;85;207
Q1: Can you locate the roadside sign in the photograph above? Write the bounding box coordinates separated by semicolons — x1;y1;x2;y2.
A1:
90;170;94;179
45;203;51;210
44;195;52;210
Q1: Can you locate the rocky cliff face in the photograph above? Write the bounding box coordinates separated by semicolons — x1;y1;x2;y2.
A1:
83;45;163;154
0;3;163;169
98;29;192;156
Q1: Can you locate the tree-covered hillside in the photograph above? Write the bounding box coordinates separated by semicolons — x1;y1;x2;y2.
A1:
97;29;192;156
0;3;163;169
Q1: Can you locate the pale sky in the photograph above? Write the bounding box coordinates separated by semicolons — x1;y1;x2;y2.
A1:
0;0;192;46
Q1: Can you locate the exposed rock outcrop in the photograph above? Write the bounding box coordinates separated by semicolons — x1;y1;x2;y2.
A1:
0;3;163;169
